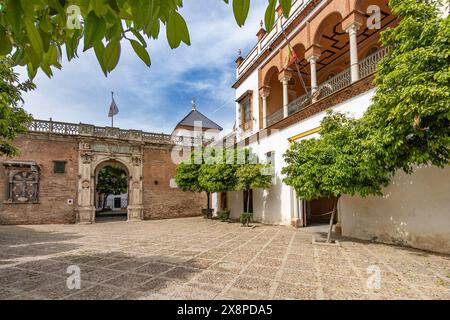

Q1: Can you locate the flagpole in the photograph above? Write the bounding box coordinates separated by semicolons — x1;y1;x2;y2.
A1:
111;92;114;128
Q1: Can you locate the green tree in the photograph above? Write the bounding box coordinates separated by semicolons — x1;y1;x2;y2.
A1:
0;0;293;78
198;148;238;210
283;112;391;242
365;0;450;172
176;147;237;212
175;148;207;210
0;57;34;157
235;149;273;214
96;165;128;210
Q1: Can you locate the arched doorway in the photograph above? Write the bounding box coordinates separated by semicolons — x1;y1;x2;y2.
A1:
76;142;144;224
95;161;129;222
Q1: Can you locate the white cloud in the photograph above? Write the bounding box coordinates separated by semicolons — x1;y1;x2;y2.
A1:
19;0;266;134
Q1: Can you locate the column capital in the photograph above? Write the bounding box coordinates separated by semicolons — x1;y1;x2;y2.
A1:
259;86;271;98
305;45;322;61
342;10;365;32
345;22;361;35
278;70;293;83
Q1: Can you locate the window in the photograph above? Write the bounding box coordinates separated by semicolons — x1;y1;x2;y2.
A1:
4;161;40;203
237;91;253;131
265;151;275;176
53;161;66;174
241;95;252;130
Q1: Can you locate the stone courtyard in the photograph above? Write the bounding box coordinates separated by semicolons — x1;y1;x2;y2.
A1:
0;217;448;300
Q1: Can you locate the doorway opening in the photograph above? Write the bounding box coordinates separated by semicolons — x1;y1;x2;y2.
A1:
304;197;338;227
95;161;129;222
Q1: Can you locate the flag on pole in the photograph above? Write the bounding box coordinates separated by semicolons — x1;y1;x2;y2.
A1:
108;92;119;118
285;46;298;69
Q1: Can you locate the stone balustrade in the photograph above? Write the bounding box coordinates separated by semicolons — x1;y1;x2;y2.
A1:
27;120;210;146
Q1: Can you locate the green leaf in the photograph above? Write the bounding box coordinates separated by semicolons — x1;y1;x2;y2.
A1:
265;0;277;31
166;11;191;49
94;42;108;75
279;0;292;18
0;35;12;55
233;0;250;27
130;40;151;67
83;12;106;52
24;18;44;60
103;39;121;72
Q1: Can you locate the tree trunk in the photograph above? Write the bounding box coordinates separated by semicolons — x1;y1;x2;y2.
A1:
102;194;107;211
326;197;340;243
246;190;250;213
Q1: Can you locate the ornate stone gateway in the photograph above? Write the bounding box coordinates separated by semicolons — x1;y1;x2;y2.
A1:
77;140;144;224
0;119;208;225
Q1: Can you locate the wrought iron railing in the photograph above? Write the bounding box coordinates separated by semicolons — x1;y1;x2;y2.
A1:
316;69;352;101
266;108;285;127
27;119;211;146
287;92;312;116
359;46;389;79
264;47;389;127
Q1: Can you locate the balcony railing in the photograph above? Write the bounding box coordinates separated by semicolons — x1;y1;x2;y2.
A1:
264;47;389;128
27;119;211;146
316;69;351;101
266;109;285;127
288;92;312;116
359;46;390;79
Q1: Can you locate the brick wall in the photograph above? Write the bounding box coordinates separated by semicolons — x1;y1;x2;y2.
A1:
0;134;206;225
0;135;79;224
142;147;205;220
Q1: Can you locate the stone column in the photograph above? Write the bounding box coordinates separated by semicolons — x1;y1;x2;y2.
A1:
346;23;361;83
77;152;95;224
308;55;319;102
278;71;293;118
291;188;303;228
127;155;144;222
305;44;321;102
259;86;270;128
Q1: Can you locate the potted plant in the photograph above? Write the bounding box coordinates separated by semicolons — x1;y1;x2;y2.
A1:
240;212;253;227
202;208;214;219
218;209;231;222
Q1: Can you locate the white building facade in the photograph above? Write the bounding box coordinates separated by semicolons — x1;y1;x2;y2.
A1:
217;0;450;254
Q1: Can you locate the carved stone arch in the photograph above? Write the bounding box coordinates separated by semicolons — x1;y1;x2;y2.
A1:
93;157;132;178
76;143;144;224
312;11;345;46
262;65;280;87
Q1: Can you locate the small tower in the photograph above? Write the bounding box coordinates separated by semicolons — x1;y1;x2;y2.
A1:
172;98;223;142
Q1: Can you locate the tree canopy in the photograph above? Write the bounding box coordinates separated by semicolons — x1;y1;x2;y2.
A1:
363;0;450;173
0;0;293;78
96;165;128;197
0;57;34;157
282;111;391;201
175;147;272;212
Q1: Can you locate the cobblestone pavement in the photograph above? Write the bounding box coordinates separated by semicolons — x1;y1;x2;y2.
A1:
0;217;449;300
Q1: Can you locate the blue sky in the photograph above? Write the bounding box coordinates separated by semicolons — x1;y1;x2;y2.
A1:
18;0;267;135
